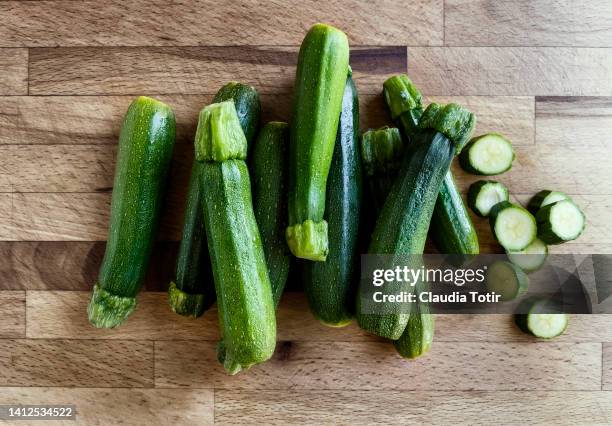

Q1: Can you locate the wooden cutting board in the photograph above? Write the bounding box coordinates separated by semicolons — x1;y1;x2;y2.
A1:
0;1;611;424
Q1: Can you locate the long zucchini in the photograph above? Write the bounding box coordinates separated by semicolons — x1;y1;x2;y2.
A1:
88;96;176;328
286;23;350;261
197;101;275;375
250;121;291;307
357;102;475;339
168;82;260;318
304;73;361;327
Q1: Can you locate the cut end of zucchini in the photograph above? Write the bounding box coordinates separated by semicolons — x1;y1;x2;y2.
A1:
536;199;586;244
418;103;475;154
486;261;529;301
382;74;423;120
167;281;206;318
286;219;329;261
515;297;569;339
361;126;404;177
527;190;571;214
194;101;248;162
507;237;548;273
490;201;537;251
87;284;137;329
468;180;509;217
459;133;514;175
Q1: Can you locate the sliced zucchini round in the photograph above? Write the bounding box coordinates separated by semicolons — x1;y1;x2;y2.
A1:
527;190;571;214
459;133;514;175
515;297;569;339
467;180;509;217
489;201;537;251
486;260;529;301
536;199;585;245
507;237;548;273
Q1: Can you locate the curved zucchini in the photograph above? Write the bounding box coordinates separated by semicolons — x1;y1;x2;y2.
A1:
286;23;350;261
250;122;291;307
304;73;361;327
197;101;275;375
88;96;176;328
357;103;475;339
168;82;261;318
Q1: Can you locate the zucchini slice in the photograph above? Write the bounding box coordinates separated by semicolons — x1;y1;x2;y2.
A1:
489;201;537;251
515;297;569;339
485;260;529;301
527;190;571;215
507;237;548;273
459;133;514;175
467;180;509;217
536;199;586;244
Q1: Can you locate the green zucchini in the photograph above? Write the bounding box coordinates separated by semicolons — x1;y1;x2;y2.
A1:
393;280;434;359
527;190;571;215
515;297;569;339
468;180;509;217
169;82;261;318
304;73;361;327
88;96;176;328
250;121;290;307
489;201;537;251
536;199;586;244
357;102;475;339
286;23;350;261
485;260;529;301
197;101;275;375
459;133;515;175
507;237;548;273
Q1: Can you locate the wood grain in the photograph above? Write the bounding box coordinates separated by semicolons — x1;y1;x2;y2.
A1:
408;47;612;96
215;390;612;425
445;0;612;47
604;343;612;390
0;49;28;95
155;340;601;390
0;291;25;338
29;46;406;95
0;0;442;47
0;339;153;387
0;387;213;425
536;97;612;146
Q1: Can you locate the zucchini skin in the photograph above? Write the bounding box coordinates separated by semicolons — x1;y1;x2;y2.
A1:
168;82;261;318
89;96;176;328
393;281;434;359
250;122;291;307
304;74;362;327
287;23;350;261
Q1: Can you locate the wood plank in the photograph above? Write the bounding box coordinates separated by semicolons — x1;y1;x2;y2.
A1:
29;46;406;95
445;0;612;47
408;47;612;96
155;340;601;390
0;291;25;338
603;343;612;390
536;97;612;146
0;49;27;95
0;387;213;425
0;0;442;47
0;339;153;387
215;390;612;425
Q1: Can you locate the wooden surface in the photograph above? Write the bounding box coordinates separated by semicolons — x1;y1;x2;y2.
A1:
0;1;611;424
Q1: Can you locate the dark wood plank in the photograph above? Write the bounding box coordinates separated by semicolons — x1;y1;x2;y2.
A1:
0;0;442;47
29;46;406;95
0;339;153;387
0;48;28;95
0;291;25;338
445;0;612;47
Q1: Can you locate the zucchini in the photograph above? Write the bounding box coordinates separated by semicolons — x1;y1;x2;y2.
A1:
88;96;176;328
507;237;548;273
489;201;537;251
515;297;569;339
250;121;291;307
527;190;571;215
286;23;350;261
459;133;515;175
393;280;434;359
468;180;509;217
304;73;361;327
536;199;586;244
383;75;479;256
169;82;261;318
485;260;529;301
197;101;275;375
357;102;475;339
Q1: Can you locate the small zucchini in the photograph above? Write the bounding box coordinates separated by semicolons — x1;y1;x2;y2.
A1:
89;96;176;328
536;199;586;244
459;133;515;175
286;23;350;261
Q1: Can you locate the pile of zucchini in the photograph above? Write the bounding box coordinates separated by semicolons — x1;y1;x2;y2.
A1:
87;23;586;372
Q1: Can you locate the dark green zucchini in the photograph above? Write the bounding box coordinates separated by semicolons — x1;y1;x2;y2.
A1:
89;96;176;328
250;121;291;307
286;23;350;261
304;73;361;327
212;82;261;149
393;280;434;359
